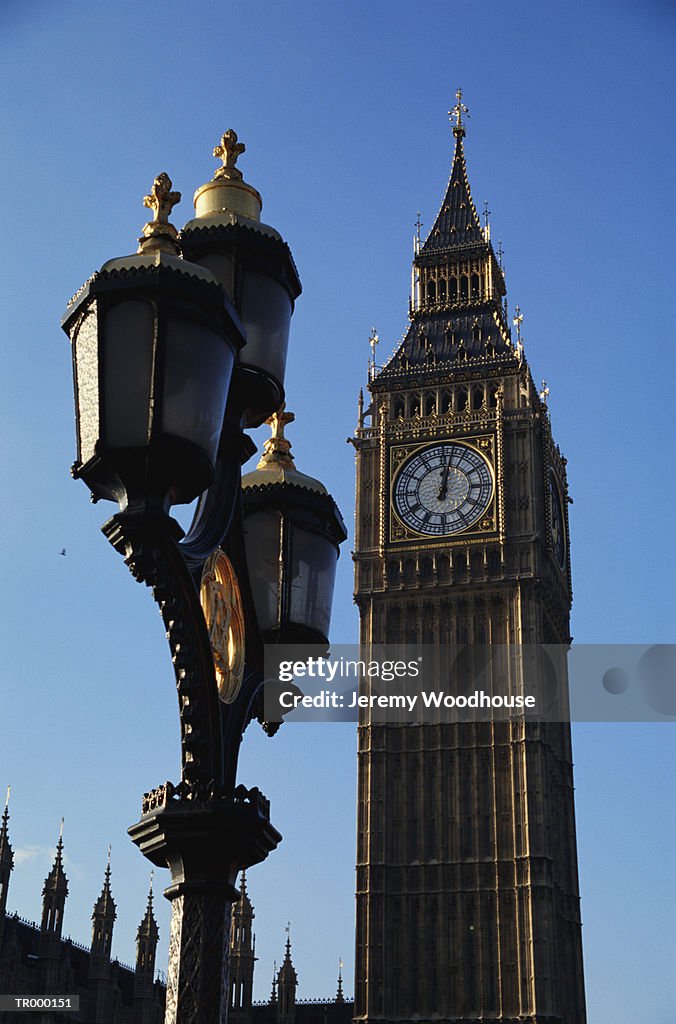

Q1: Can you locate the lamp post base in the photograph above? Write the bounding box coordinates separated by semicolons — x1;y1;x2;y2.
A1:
129;782;281;1024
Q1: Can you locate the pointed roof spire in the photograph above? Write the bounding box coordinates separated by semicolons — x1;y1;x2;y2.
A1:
278;922;297;984
270;960;278;1004
0;786;13;873
336;957;345;1003
93;846;116;920
421;89;484;253
43;819;68;896
138;871;159;942
237;867;252;910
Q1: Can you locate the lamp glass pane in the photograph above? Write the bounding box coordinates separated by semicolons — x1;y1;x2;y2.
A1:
103;300;153;447
163;320;234;463
243;510;282;632
74;309;100;462
240;272;291;386
289;527;337;640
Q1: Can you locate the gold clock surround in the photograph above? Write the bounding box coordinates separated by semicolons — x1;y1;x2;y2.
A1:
200;550;245;703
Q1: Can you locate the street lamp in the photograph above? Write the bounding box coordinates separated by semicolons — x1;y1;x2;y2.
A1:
61;134;345;1024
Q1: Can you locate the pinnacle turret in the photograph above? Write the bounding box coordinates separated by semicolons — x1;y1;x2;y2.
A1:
0;788;14;925
92;848;116;922
336;958;345;1004
41;820;68;937
0;788;13;874
277;926;297;1022
136;875;159;950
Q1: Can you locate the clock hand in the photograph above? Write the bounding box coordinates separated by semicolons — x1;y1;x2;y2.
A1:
438;452;454;500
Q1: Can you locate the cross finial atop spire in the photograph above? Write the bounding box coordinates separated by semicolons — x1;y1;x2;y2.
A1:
2;786;9;825
449;88;469;138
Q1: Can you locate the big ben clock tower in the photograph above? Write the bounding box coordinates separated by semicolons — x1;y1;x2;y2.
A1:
352;93;586;1023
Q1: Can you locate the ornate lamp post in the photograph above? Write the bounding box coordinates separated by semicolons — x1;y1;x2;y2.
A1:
61;134;345;1024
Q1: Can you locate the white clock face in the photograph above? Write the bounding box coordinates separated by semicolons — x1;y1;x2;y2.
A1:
393;442;493;536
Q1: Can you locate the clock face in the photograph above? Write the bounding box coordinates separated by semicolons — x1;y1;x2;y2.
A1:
393;442;493;536
548;471;566;569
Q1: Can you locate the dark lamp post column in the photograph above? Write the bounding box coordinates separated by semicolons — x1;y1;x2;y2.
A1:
62;143;345;1024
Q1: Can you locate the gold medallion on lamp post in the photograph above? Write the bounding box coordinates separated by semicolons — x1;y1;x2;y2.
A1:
200;550;245;703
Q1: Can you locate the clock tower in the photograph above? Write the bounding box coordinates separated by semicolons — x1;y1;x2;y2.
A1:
352;94;586;1023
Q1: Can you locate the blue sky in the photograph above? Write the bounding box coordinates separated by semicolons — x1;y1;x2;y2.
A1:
0;0;674;1017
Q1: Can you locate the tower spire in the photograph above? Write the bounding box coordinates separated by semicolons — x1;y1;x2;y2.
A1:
229;868;256;1022
0;785;14;929
92;845;116;923
336;957;345;1004
374;95;512;379
41;820;68;938
277;925;297;1021
135;872;160;1021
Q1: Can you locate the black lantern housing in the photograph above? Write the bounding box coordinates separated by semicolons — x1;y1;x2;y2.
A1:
180;222;301;429
179;135;302;429
62;253;245;509
241;411;347;647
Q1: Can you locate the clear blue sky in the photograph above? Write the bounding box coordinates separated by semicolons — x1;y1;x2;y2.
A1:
1;0;674;1017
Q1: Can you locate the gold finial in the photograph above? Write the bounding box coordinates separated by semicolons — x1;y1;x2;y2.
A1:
59;817;64;840
540;379;550;404
449;88;469;138
257;404;296;470
4;786;9;811
137;172;181;255
213;129;246;181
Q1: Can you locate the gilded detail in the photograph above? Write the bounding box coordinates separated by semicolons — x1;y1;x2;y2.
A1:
138;172;181;254
200;551;245;704
213;130;246;181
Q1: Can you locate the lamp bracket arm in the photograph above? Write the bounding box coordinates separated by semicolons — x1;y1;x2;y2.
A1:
102;508;224;791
